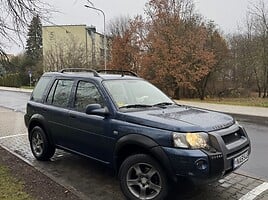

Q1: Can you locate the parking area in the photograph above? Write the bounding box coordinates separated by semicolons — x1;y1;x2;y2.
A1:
0;106;268;200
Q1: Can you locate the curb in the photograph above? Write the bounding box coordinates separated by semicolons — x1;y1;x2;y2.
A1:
227;113;268;126
236;170;268;183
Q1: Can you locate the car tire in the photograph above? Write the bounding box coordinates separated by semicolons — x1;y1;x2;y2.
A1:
30;126;55;161
119;154;169;200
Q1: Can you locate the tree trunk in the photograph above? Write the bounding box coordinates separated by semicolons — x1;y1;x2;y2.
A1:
254;68;262;97
174;87;180;100
258;88;262;98
197;73;210;100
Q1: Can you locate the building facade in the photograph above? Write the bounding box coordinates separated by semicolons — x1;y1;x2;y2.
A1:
42;24;106;71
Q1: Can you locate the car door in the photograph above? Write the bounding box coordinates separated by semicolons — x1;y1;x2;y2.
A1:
43;78;75;147
68;80;115;164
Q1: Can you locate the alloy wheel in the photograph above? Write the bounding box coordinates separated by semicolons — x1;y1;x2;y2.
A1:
126;162;162;200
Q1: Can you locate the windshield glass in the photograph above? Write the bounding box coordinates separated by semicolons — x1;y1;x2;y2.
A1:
103;79;174;108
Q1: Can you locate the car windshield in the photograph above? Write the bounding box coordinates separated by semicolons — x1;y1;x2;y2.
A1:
103;79;174;109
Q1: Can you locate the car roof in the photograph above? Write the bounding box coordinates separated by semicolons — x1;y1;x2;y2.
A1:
42;71;142;81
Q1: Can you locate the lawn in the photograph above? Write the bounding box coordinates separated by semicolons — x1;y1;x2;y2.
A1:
0;165;32;200
183;97;268;108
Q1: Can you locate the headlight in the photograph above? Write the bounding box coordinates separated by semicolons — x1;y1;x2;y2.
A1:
173;132;210;149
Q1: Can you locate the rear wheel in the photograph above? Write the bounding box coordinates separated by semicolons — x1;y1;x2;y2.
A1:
30;126;55;161
119;154;169;200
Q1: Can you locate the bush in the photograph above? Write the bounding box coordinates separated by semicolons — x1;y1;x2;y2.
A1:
0;73;22;87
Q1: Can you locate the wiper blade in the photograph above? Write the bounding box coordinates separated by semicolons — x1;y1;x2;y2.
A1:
119;104;153;109
152;102;174;107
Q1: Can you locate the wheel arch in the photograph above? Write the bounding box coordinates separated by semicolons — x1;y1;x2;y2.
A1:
28;114;54;145
114;134;176;182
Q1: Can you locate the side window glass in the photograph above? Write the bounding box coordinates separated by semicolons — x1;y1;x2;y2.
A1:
51;80;74;108
74;81;104;112
31;76;51;102
46;80;58;104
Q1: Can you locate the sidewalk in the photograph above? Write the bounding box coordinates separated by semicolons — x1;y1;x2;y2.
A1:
0;86;33;93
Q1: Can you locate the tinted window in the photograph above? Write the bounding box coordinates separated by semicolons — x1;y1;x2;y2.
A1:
32;76;51;102
74;81;104;112
50;79;74;108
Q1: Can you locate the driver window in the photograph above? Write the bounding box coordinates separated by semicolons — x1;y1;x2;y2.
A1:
74;81;104;112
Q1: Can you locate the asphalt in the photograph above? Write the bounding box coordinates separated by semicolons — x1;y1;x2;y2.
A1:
0;86;268;200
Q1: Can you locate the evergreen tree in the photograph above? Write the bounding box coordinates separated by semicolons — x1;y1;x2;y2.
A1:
25;15;42;62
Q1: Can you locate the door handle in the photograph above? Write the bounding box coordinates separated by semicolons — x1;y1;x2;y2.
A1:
42;108;47;112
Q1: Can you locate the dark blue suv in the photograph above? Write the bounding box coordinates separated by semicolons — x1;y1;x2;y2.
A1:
24;69;251;200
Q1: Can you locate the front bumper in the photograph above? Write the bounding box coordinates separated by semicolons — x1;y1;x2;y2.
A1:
163;124;251;184
163;147;224;183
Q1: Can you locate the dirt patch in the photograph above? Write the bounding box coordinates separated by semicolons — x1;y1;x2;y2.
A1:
0;146;80;200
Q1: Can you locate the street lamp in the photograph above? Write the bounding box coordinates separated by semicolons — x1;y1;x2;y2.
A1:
84;4;107;70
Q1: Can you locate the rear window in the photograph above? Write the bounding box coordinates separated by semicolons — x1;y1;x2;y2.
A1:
31;76;51;102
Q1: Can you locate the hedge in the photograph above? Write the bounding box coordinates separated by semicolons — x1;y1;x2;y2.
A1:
0;73;22;87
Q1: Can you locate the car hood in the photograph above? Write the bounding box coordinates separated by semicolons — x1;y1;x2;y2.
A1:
116;105;234;132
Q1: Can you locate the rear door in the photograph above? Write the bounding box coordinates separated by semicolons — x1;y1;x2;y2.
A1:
43;78;75;147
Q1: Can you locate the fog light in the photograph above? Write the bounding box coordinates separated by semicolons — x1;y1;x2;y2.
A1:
195;159;208;170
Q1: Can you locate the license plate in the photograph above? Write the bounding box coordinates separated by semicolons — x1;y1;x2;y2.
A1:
233;151;249;169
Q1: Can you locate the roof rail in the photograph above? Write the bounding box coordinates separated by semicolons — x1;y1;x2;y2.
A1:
97;69;138;77
59;68;99;77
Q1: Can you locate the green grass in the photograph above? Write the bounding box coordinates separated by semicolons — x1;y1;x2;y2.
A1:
0;166;32;200
182;97;268;108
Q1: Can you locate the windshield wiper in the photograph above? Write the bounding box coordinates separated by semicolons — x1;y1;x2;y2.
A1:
152;102;174;107
119;104;153;109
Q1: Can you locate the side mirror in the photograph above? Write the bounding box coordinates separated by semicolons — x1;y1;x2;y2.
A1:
85;104;109;116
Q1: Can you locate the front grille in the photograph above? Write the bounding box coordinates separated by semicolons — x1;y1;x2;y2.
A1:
222;129;244;145
226;144;250;159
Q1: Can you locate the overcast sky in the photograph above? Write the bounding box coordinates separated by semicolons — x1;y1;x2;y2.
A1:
8;0;258;54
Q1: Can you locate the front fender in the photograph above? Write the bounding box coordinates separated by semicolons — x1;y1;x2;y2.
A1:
114;134;159;154
114;134;176;182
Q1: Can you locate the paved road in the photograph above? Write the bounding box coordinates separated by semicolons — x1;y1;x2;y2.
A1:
238;121;268;180
0;90;268;200
0;90;30;112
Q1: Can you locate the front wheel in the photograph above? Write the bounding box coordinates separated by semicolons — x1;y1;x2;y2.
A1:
30;126;55;161
119;154;169;200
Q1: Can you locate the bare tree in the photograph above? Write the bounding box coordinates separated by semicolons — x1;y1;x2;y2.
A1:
43;38;89;72
248;0;268;97
108;16;131;37
0;0;51;54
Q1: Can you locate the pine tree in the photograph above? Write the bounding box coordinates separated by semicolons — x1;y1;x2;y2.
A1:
25;15;42;62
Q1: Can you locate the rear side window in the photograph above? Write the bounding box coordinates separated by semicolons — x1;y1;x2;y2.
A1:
32;76;51;102
47;79;74;108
